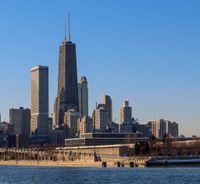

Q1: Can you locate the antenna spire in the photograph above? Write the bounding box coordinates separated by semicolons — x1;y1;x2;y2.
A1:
64;16;67;42
68;13;71;41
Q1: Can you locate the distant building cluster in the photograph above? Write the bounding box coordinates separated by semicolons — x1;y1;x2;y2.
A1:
148;119;179;138
0;18;180;148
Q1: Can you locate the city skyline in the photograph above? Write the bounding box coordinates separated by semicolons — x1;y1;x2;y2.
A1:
0;0;200;136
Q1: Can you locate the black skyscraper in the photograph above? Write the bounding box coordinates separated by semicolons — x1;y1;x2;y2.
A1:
54;15;79;125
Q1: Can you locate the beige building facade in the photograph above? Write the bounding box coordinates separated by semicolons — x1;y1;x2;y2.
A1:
120;101;132;124
64;109;80;138
78;116;93;136
31;66;49;134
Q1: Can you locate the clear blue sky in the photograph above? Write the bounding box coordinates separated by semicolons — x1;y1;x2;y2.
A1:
0;0;199;136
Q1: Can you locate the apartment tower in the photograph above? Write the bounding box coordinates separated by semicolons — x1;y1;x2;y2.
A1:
31;66;49;134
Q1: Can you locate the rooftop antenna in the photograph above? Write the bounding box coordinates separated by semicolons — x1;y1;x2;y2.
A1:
64;15;67;42
68;13;71;41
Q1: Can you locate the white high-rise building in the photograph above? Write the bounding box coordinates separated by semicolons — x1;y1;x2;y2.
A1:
31;66;49;134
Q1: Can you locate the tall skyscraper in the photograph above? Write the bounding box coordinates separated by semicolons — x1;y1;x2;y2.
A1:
78;76;88;117
9;107;30;135
102;95;112;122
31;66;49;134
55;15;79;125
120;100;132;124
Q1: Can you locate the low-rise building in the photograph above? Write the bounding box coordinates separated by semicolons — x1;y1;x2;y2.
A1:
65;133;143;147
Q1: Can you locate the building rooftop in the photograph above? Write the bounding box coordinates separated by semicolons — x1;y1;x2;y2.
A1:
31;65;48;72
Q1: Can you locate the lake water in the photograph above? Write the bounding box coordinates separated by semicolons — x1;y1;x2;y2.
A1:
0;166;199;184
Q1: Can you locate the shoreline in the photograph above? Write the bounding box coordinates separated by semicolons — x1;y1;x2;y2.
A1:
0;160;103;168
0;159;146;168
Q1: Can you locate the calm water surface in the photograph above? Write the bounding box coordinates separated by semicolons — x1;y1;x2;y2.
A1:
0;166;199;184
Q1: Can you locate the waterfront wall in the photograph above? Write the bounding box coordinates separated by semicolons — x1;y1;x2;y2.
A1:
0;145;150;168
0;158;149;168
0;160;102;168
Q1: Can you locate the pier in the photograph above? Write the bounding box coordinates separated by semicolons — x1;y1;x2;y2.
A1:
0;145;151;168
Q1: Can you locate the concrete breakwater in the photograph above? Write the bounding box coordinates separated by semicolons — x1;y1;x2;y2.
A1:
0;160;102;168
0;159;148;168
0;145;151;168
